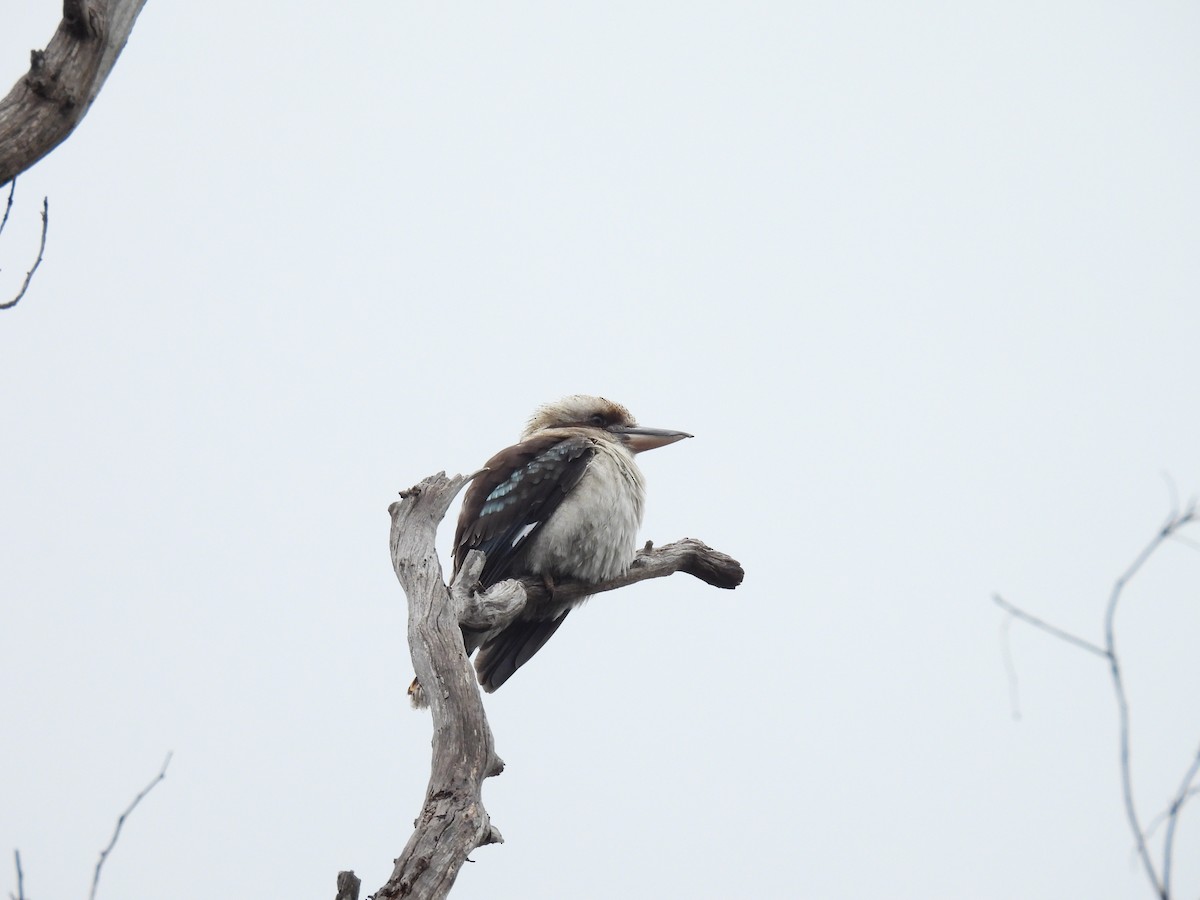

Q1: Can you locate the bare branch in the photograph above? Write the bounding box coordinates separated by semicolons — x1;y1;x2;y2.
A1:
90;752;172;900
991;593;1108;660
998;613;1023;721
377;472;503;900
1162;745;1200;898
1105;509;1195;899
335;870;361;900
449;538;742;637
454;550;528;633
1146;786;1200;843
0;178;13;239
0;0;150;186
9;849;24;900
997;507;1199;900
515;538;744;610
0;196;48;310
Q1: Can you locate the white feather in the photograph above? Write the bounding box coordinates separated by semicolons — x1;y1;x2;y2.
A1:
523;439;646;589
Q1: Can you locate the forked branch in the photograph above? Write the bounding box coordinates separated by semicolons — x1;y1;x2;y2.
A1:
994;503;1198;900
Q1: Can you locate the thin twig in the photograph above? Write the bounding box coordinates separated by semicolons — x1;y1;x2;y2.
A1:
991;594;1108;659
998;613;1023;720
1105;511;1194;900
0;197;48;311
90;752;173;900
9;848;23;900
1145;787;1200;843
998;506;1198;900
1162;746;1200;898
0;178;14;241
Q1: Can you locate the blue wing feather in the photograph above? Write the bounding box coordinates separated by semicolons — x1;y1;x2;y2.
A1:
455;434;595;586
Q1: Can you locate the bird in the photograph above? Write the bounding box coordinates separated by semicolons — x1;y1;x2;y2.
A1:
421;395;692;700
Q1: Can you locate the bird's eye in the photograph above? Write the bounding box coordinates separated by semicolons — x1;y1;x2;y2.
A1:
589;414;607;427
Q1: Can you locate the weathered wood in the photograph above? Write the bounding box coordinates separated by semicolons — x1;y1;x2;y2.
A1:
0;0;149;186
334;870;361;900
516;537;745;608
379;471;744;899
377;473;505;900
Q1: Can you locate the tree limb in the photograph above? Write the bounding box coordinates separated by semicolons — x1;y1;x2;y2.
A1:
996;504;1198;900
0;195;48;310
0;179;14;239
9;849;24;900
991;593;1107;660
335;870;361;900
1162;745;1200;899
377;473;505;900
90;751;172;900
516;537;744;608
377;471;743;899
0;0;149;187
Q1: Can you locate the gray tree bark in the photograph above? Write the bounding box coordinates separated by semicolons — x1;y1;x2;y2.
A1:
376;471;743;899
0;0;149;186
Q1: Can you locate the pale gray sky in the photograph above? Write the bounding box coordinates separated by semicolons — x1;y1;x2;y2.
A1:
2;3;1199;898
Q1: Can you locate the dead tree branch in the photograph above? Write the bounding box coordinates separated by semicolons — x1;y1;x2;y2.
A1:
517;536;744;608
90;751;172;900
1162;745;1200;898
376;471;743;900
0;0;149;187
0;195;48;310
994;504;1198;900
7;754;169;900
377;472;505;900
991;593;1107;659
335;870;361;900
9;849;24;900
0;179;14;238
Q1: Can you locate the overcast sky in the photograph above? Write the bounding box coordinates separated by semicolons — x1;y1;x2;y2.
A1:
2;3;1199;898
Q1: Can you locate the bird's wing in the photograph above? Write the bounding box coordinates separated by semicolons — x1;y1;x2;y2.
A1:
454;433;595;585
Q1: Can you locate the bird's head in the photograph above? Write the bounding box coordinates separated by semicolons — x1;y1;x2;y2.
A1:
522;395;692;453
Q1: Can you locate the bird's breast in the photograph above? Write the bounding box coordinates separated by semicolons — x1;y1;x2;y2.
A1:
524;443;646;585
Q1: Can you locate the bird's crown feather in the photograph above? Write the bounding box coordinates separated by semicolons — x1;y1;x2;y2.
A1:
521;395;636;438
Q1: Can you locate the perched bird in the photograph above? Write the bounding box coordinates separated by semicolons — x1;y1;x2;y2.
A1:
449;395;691;694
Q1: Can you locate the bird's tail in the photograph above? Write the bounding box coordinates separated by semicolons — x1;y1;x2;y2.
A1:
473;612;571;693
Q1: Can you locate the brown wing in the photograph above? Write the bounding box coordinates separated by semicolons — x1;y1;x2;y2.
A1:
454;433;595;586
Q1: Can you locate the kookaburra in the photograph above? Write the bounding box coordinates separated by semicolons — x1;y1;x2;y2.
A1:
444;395;691;694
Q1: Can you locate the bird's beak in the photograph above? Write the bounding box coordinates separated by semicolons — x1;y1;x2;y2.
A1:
608;425;693;453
